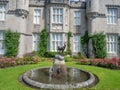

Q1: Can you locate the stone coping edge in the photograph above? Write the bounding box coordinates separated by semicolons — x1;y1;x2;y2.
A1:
21;67;97;90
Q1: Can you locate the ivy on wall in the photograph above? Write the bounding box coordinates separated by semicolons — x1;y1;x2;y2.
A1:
38;28;48;57
92;32;107;58
118;36;120;54
67;31;72;54
81;31;91;57
4;29;20;57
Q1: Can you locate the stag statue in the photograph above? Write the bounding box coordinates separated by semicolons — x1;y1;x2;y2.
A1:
57;42;66;53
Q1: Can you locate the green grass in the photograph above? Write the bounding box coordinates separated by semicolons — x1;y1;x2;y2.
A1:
0;62;120;90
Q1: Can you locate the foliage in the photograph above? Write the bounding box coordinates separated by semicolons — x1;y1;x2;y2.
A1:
4;29;20;57
67;31;72;55
81;31;91;45
79;58;120;69
44;51;70;58
64;56;74;62
81;31;91;57
77;52;86;59
44;52;57;58
38;29;48;57
0;56;38;68
92;32;107;58
118;36;120;54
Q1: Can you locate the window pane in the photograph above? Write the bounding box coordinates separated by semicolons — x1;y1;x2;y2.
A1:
0;5;6;21
33;34;39;51
74;11;81;25
52;8;63;23
34;9;41;24
51;33;63;51
73;35;81;52
0;32;5;50
107;34;118;53
107;8;118;24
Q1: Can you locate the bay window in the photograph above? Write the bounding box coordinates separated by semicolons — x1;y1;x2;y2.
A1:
53;8;63;23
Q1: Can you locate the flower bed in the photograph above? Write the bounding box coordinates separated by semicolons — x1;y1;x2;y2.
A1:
79;58;120;69
0;56;38;68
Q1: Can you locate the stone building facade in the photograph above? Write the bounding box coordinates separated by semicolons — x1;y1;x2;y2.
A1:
0;0;120;58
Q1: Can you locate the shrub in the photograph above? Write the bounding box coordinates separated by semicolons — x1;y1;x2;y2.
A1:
92;32;107;58
44;52;57;58
0;57;16;68
38;29;48;57
0;56;38;68
15;58;25;65
80;58;120;69
4;29;20;57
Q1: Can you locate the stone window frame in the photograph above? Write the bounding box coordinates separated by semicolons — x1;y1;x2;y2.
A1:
106;34;118;54
74;11;81;26
0;4;6;21
33;33;39;51
51;33;63;52
52;7;63;24
0;31;5;55
33;9;41;25
107;8;118;25
73;34;81;52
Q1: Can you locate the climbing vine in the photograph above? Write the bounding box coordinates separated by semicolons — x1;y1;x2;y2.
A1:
4;29;20;57
92;32;107;58
38;28;48;57
67;31;72;54
118;36;120;54
81;31;91;57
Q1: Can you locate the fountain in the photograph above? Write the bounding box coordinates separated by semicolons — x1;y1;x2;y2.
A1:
20;54;98;89
50;54;67;78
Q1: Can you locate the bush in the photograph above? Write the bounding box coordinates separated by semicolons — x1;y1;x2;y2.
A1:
0;57;16;68
44;52;57;58
0;56;38;68
4;29;20;57
92;32;107;58
79;58;120;69
38;29;48;57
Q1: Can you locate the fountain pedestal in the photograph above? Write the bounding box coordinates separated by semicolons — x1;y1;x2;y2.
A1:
51;54;67;78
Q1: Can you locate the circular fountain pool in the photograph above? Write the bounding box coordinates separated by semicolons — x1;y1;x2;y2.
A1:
20;67;98;89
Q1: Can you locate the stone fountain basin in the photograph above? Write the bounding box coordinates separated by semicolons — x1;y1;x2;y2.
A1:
21;67;98;90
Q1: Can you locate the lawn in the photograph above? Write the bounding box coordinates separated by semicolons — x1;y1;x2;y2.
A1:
0;62;120;90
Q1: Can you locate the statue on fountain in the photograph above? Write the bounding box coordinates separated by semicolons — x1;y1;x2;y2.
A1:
57;42;66;53
50;42;67;78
